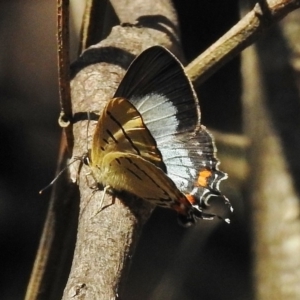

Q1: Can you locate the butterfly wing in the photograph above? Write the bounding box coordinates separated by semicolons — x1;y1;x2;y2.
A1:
114;46;200;139
90;97;165;172
88;47;230;225
114;46;229;208
159;126;228;205
89;97;194;219
99;152;190;213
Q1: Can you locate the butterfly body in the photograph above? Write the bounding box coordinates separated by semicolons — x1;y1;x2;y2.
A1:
86;46;231;226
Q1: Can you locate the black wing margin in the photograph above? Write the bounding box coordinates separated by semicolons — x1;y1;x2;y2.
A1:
114;46;200;136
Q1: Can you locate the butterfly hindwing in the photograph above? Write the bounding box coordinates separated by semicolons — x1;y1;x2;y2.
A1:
88;97;191;215
100;152;189;211
114;46;229;209
159;126;228;204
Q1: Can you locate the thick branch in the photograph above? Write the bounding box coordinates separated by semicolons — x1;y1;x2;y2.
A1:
62;1;181;299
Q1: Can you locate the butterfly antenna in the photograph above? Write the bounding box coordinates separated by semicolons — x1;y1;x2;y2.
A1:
39;158;81;194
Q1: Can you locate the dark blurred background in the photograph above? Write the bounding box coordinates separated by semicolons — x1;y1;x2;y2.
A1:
0;1;59;299
0;1;250;299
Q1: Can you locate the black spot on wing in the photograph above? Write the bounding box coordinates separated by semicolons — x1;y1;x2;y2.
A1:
106;129;118;143
123;157;171;199
125;168;143;181
107;110;141;155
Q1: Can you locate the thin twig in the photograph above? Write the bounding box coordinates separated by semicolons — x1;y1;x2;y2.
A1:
79;0;94;53
57;0;73;152
185;0;300;86
25;2;75;299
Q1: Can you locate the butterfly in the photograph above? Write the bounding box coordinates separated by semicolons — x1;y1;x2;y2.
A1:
84;46;232;226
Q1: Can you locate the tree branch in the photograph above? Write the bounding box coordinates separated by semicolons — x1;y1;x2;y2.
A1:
185;0;300;86
57;0;73;151
62;1;182;299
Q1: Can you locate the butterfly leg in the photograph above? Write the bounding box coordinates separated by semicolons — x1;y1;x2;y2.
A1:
99;185;111;210
79;188;98;219
81;185;116;220
93;185;116;217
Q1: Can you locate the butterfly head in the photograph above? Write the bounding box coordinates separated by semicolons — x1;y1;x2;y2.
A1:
82;152;91;166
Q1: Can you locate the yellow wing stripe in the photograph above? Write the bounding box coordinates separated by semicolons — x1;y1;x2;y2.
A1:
106;109;141;155
99;152;184;203
91;98;164;169
88;98;193;214
123;156;170;199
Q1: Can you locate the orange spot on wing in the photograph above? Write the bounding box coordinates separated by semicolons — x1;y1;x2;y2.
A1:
171;196;191;215
197;169;212;187
185;194;197;205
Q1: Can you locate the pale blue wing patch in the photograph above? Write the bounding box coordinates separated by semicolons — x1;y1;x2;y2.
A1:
114;46;200;133
158;126;228;205
113;46;231;218
130;93;179;139
159;146;196;191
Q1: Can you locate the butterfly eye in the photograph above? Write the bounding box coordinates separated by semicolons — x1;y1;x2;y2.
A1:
83;155;90;166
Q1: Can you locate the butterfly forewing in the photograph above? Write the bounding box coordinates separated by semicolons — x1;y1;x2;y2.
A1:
114;46;200;138
91;97;164;170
